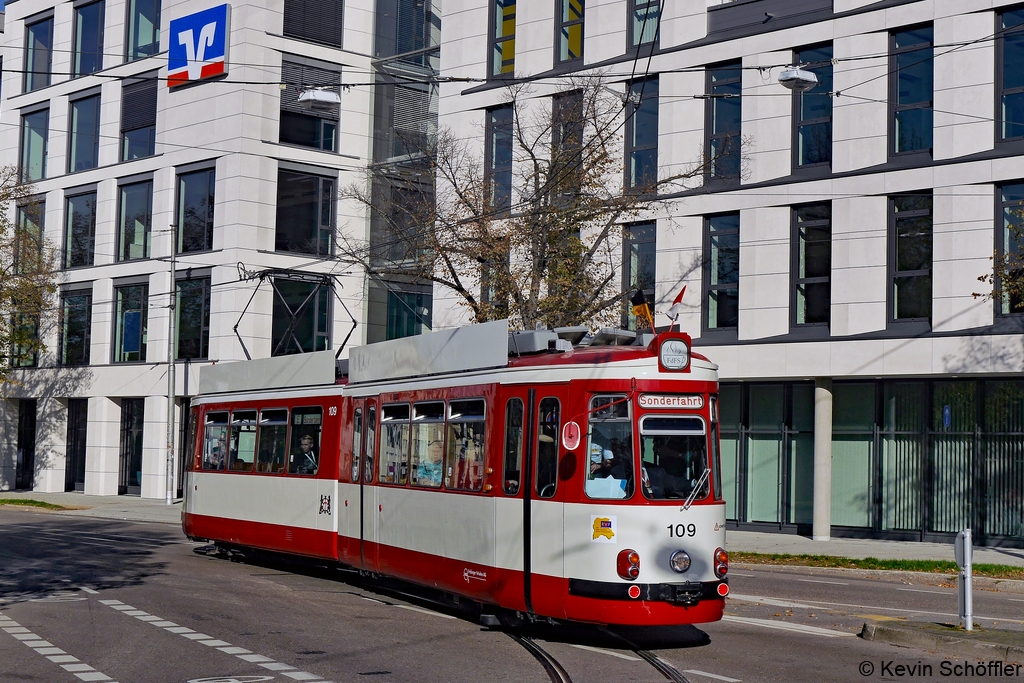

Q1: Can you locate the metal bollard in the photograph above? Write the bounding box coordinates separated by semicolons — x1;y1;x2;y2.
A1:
955;528;973;631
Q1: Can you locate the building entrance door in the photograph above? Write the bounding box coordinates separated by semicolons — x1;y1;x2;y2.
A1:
119;398;145;495
15;399;38;490
65;399;88;491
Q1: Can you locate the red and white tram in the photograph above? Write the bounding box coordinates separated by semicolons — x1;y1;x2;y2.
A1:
182;321;729;626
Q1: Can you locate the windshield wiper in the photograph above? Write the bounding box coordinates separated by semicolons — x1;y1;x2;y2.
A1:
683;467;710;510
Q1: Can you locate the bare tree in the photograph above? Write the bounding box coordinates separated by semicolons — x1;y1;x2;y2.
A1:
977;203;1024;315
338;75;725;331
0;167;57;384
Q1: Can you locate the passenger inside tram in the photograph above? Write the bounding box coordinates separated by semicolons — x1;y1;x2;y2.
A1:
416;438;445;486
585;396;634;499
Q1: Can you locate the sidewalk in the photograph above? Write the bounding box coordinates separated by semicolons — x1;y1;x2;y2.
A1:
1;491;1023;567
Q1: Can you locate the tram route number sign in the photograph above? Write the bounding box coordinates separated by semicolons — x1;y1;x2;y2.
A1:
638;394;704;410
562;421;582;451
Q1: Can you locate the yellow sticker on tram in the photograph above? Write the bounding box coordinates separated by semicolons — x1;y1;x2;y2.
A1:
591;516;616;542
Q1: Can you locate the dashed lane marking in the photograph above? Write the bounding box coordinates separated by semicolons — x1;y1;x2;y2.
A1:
568;644;642;661
732;593;1024;625
98;599;328;681
728;594;817;610
895;587;950;595
795;579;849;586
79;587;99;595
683;669;742;682
1009;598;1024;603
0;612;120;682
721;615;856;637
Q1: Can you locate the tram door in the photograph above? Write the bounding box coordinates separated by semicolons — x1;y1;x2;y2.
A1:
360;401;380;572
524;386;569;619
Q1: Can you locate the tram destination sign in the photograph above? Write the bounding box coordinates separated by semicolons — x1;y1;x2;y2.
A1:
638;394;704;410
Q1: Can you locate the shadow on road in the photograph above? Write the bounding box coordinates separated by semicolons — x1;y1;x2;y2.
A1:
0;509;173;604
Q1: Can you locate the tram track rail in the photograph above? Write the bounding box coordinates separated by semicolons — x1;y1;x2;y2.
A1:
507;632;691;683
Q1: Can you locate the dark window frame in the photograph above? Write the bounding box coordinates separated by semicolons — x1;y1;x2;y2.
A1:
67;93;102;174
627;0;659;51
997;6;1024;143
279;58;341;153
176;276;211;360
790;202;831;330
624;77;659;193
791;44;833;171
705;61;742;186
121;74;158;161
555;0;583;65
117;179;154;262
64;190;97;269
72;0;105;77
124;0;161;62
484;105;513;214
621;221;656;329
889;25;934;158
20;107;49;183
282;0;345;49
176;167;216;253
112;282;149;363
887;193;933;328
270;277;332;356
702;212;740;339
24;15;54;93
996;181;1024;317
274;169;336;255
489;0;516;78
60;290;92;366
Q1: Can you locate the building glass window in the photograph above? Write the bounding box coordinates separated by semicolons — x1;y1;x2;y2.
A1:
177;278;211;359
707;62;741;181
491;0;516;76
1000;8;1024;140
25;18;53;92
890;194;932;321
21;110;48;182
794;45;832;167
271;279;331;355
114;284;148;363
73;1;104;77
387;289;432;340
126;0;160;60
486;106;513;211
557;0;583;63
275;171;335;255
15;203;44;276
704;213;739;331
622;222;655;329
891;26;933;155
121;77;157;160
280;61;340;151
629;0;658;48
9;315;39;368
64;192;96;269
61;292;92;366
69;95;101;173
792;203;831;326
283;0;345;48
625;78;658;190
999;182;1024;314
118;181;152;261
177;169;215;253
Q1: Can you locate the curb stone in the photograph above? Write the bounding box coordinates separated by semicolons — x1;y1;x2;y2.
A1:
862;621;1024;664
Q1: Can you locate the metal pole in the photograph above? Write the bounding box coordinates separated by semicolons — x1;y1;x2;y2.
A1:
956;528;973;631
165;230;176;506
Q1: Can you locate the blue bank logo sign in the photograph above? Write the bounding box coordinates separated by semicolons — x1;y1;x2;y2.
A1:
168;4;230;88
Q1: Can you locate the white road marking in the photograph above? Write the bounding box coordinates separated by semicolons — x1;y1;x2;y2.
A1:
568;644;641;661
396;604;456;619
165;626;195;633
198;639;231;647
218;646;251;655
728;594;816;609
122;610;149;616
182;632;213;640
259;662;297;671
895;587;950;595
1008;598;1024;603
0;612;120;682
98;600;122;605
238;654;274;662
282;672;323;681
79;587;99;595
727;572;755;577
721;615;856;637
151;621;178;627
683;669;742;682
796;579;848;586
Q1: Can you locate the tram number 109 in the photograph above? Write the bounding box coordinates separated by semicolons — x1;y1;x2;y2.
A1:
668;523;698;538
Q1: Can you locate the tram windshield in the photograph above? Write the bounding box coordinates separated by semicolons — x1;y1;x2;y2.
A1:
585;395;634;500
639;416;710;501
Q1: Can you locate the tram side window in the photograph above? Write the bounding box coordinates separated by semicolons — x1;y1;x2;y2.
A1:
351;407;362;482
203;412;229;471
447;399;486;491
288;407;322;475
503;398;524;494
710;396;723;502
586;395;634;500
258;409;289;473
639;416;710;501
411;402;445;488
535;398;560;499
365;405;377;483
379;404;410;484
229;410;258;472
187;412;198;470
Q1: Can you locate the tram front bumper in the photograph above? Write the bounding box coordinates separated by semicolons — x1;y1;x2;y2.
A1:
568;578;727;606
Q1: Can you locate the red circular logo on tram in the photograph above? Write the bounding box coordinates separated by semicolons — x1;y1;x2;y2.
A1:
627;585;641;599
562;421;582;451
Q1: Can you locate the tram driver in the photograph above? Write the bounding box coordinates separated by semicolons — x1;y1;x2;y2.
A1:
290;434;319;475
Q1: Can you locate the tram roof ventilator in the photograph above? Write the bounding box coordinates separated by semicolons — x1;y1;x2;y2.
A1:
508;326;655;355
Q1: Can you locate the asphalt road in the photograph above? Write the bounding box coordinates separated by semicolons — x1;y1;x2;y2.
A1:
1;507;1022;683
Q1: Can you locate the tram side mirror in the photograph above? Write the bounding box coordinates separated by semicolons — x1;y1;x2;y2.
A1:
559;451;577;481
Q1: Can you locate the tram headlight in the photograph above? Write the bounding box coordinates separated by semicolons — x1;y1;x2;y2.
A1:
668;550;691;573
659;338;690;371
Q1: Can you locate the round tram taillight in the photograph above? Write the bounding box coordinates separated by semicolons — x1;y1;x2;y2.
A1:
617;548;641;581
